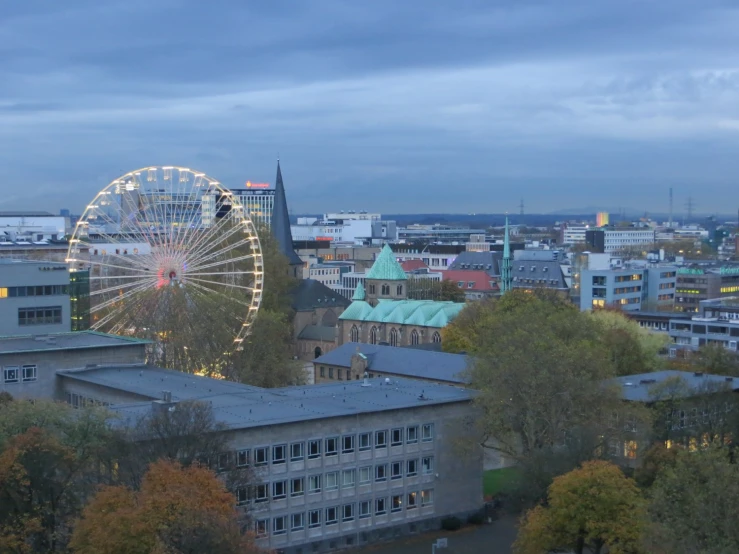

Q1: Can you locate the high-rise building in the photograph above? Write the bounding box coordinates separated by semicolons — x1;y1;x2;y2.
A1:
596;212;610;227
230;187;275;229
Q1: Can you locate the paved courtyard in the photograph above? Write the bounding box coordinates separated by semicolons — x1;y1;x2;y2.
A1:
354;516;518;554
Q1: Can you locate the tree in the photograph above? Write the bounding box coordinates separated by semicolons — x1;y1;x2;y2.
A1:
441;297;497;353
461;290;649;504
256;225;297;316
588;308;668;376
695;342;739;376
228;309;306;388
646;446;739;553
515;461;645;554
69;460;256;554
439;279;466;302
0;400;114;552
407;277;467;302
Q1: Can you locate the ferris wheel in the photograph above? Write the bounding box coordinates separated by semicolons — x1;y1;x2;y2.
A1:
67;166;264;372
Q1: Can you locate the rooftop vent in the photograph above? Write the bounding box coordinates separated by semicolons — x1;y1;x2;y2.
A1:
162;390;172;402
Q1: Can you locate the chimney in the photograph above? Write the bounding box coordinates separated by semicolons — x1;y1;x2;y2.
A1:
361;371;371;387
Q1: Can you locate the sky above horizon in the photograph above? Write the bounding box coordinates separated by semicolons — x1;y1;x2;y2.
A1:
2;0;739;216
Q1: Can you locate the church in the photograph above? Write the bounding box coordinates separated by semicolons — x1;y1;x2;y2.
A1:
338;245;465;348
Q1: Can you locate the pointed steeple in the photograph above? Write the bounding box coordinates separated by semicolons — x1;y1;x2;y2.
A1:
270;160;303;267
501;216;512;294
352;281;366;301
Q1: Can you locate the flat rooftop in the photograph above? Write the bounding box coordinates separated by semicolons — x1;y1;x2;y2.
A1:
612;370;739;402
59;365;473;430
0;331;150;355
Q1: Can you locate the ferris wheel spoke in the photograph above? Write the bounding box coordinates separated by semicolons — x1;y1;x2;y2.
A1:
186;254;257;273
89;277;160;298
185;213;243;261
186;279;251;307
187;240;255;270
91;207;157;255
185;276;255;292
83;228;155;271
185;270;256;278
90;280;159;314
82;258;157;276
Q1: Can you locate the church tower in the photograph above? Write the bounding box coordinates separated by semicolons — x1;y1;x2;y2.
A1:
364;244;408;306
500;216;512;294
270;160;304;278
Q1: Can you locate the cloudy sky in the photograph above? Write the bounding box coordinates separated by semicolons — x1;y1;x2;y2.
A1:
2;0;739;215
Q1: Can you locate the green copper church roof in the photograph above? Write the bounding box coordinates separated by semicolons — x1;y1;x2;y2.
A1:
352;282;366;301
339;299;464;328
365;245;407;281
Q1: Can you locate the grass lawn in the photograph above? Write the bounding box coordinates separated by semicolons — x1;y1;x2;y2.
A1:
483;467;520;497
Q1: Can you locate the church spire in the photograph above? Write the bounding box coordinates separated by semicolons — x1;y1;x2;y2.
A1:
270;159;303;268
500;215;512;294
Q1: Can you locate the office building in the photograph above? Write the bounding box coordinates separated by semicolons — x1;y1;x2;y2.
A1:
560;223;589;245
0;211;66;242
230;187;275;228
675;266;739;312
585;228;656;254
669;297;739;354
0;259;73;336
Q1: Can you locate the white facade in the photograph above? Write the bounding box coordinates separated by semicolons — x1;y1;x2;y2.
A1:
0;214;66;242
562;225;588;244
231;189;275;229
603;229;656;253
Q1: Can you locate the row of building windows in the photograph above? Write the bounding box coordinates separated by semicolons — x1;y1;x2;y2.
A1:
65;392;111;408
18;306;63;326
3;365;37;383
356;326;441;346
237;458;435;505
0;285;68;298
221;426;435;470
615;274;642;282
252;490;435;538
613;286;641;294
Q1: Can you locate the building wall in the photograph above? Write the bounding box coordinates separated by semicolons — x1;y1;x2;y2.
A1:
222;401;481;553
0;344;146;400
364;279;406;306
338;320;442;348
0;262;72;335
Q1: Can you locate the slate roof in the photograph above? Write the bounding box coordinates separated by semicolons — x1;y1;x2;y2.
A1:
269;161;303;266
447;251;502;277
612;370;739;402
365;244;407;281
297;324;337;342
291;279;351;312
60;365;474;430
443;270;497;291
0;331;149;355
512;260;567;289
339;299;464;328
314;342;469;384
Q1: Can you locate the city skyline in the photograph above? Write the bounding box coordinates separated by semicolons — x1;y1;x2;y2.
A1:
2;1;739;214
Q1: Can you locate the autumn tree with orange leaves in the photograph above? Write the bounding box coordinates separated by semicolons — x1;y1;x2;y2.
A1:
514;460;646;554
70;459;257;554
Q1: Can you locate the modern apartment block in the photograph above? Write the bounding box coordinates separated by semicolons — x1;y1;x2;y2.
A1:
0;259;73;336
675;266;739;312
579;258;677;311
669;297;739;354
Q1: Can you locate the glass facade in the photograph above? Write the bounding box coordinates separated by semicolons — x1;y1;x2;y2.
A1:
69;269;91;331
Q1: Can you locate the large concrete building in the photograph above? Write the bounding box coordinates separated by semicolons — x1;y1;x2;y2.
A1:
585;227;656;254
0;332;482;554
0;259;73;336
675;266;739;312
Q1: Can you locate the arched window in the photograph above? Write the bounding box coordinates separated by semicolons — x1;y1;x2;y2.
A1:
370;326;379;345
314;346;323;359
432;332;441;343
410;329;419;346
390;328;399;347
396;285;403;296
350;325;359;343
381;284;390;295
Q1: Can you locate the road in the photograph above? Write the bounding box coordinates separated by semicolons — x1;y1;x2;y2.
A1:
354;516;518;554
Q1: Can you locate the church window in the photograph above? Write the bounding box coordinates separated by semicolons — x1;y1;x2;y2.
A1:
397;285;403;295
432;332;441;343
369;284;376;294
390;328;399;347
410;329;419;346
350;325;359;342
381;284;390;295
370;326;379;345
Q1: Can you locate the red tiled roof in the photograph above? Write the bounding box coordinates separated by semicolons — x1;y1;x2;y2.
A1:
442;270;498;291
400;259;429;272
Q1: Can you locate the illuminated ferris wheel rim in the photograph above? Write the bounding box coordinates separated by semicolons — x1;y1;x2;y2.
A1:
66;166;264;348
